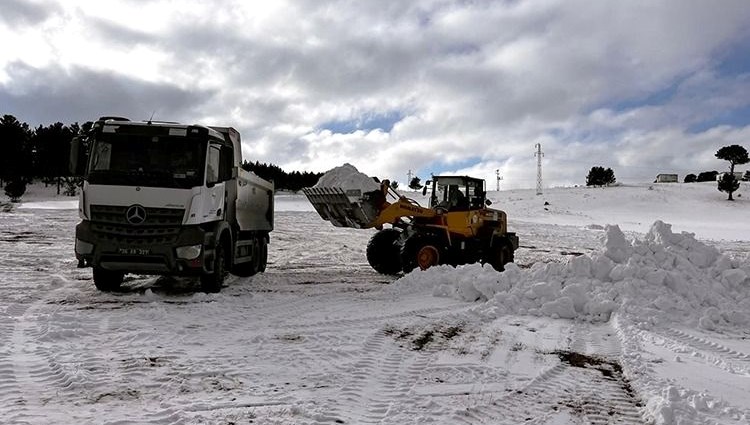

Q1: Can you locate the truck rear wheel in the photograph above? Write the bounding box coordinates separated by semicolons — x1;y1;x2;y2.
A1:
232;236;267;277
258;236;268;272
93;267;124;292
201;242;227;293
401;235;441;273
232;237;260;277
366;229;402;275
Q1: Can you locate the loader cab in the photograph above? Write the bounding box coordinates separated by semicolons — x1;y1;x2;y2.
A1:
426;176;486;212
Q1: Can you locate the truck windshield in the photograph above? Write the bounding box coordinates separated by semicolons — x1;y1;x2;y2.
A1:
87;133;205;189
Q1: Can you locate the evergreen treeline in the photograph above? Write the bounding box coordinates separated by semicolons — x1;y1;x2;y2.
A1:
0;114;320;193
242;161;323;192
0;114;89;194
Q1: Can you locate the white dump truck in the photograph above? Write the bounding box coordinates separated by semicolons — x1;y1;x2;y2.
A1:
70;117;274;292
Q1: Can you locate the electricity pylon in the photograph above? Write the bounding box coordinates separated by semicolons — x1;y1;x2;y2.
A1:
535;143;544;195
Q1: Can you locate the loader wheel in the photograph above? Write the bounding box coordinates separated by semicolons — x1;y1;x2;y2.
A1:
201;242;227;293
93;267;124;292
486;241;514;272
366;229;402;275
401;236;441;273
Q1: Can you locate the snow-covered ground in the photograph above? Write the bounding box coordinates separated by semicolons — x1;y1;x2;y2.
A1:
1;181;748;424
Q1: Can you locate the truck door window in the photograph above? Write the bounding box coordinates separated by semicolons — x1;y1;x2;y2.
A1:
206;145;220;185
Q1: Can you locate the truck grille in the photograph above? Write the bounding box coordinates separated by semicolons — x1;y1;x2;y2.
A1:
90;205;185;245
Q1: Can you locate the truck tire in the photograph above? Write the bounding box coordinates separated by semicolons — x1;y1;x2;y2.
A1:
401;235;441;273
232;235;268;277
201;242;227;293
232;237;260;277
486;240;514;272
366;229;402;275
93;267;124;292
258;236;268;273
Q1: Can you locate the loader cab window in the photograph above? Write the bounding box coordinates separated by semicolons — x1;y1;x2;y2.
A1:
431;178;471;211
466;179;485;209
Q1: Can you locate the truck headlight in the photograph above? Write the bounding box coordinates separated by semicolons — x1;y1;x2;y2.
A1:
75;239;94;255
176;244;202;260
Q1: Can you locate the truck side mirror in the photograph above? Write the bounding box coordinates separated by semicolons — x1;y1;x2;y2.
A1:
69;136;87;176
485;199;492;206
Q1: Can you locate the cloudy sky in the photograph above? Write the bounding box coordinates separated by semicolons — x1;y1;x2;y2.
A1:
2;0;750;189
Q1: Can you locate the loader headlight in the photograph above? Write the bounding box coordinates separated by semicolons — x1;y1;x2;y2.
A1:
176;244;202;260
75;238;94;255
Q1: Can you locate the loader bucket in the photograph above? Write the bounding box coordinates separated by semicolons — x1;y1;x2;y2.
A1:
302;187;380;228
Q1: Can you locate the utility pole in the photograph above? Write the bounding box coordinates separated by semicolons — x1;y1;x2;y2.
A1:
534;143;544;195
495;169;503;191
407;169;414;191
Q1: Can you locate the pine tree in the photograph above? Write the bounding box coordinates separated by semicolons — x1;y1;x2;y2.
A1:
715;145;749;200
408;176;423;190
586;166;616;186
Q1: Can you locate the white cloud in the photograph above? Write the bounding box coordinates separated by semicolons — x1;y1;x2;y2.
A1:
1;0;750;188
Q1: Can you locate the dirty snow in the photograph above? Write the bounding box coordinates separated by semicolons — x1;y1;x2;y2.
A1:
1;181;749;424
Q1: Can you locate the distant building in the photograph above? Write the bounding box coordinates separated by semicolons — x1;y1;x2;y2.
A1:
716;172;745;181
655;174;678;183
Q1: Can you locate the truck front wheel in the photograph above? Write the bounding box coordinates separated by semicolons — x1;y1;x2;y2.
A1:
93;267;124;292
201;243;227;293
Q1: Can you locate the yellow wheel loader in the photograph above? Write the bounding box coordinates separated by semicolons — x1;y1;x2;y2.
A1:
303;175;519;274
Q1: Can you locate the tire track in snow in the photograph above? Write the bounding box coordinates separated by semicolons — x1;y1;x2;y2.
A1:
326;329;408;424
451;321;646;424
0;303;34;425
650;327;750;375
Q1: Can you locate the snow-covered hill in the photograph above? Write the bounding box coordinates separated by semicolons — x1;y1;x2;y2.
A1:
1;181;748;424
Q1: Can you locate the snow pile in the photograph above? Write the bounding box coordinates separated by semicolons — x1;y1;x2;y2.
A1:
314;163;380;192
398;221;750;328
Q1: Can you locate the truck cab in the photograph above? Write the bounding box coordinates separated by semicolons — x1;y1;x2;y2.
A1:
71;117;274;292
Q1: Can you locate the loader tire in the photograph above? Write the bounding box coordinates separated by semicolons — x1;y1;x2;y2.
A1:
93;267;124;292
366;229;402;275
201;242;227;293
401;235;441;273
486;240;514;272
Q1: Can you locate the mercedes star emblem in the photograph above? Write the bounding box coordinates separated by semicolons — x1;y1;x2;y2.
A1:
125;205;147;225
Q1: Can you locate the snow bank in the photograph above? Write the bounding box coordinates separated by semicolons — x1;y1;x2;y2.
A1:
397;221;750;329
314;163;380;192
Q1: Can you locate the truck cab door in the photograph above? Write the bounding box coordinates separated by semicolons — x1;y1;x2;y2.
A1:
204;144;225;221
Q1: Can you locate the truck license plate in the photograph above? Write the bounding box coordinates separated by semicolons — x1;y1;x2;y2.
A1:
117;247;150;255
